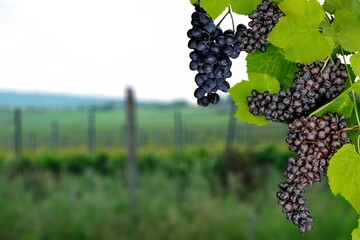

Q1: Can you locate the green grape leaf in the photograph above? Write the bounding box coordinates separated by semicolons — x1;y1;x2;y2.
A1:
324;0;360;20
229;73;280;126
353;83;360;97
311;82;360;118
348;63;358;87
322;10;360;53
246;44;298;90
190;0;197;4
328;144;360;214
351;52;360;77
344;108;360;145
268;0;334;64
200;0;229;19
311;92;354;118
346;129;360;150
229;0;261;15
353;218;360;240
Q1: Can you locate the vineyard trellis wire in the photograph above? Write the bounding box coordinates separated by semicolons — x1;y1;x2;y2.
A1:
0;107;287;156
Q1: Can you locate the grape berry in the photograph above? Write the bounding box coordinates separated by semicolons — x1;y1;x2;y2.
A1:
188;2;240;106
247;58;347;122
278;113;350;233
235;0;284;53
188;0;284;106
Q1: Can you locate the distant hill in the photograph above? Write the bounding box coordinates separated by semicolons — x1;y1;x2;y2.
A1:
0;91;124;109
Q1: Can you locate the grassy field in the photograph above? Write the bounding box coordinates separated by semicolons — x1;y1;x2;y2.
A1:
0;103;357;239
0;167;356;240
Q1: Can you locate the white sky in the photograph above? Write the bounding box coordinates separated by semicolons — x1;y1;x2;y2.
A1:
0;0;248;103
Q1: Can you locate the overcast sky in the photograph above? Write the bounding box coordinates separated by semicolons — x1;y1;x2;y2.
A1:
0;0;248;103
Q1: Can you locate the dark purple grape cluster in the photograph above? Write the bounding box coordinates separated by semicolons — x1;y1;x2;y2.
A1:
277;113;350;233
234;0;285;53
247;58;347;122
277;182;313;234
247;88;293;122
188;2;241;106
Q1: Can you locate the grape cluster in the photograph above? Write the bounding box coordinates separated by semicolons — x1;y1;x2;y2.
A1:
247;58;347;122
188;2;241;106
277;113;350;233
234;0;285;53
277;182;312;234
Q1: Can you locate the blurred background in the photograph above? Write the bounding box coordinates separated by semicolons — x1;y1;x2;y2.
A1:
0;0;357;239
0;89;357;240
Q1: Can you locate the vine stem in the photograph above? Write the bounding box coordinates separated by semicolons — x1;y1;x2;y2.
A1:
216;6;234;31
340;47;360;152
320;57;330;74
216;7;231;27
228;5;235;32
341;125;360;132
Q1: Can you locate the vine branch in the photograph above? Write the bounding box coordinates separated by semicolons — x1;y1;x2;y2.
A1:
340;47;360;152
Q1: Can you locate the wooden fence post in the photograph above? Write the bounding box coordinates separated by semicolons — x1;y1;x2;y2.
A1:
126;88;137;212
14;108;22;163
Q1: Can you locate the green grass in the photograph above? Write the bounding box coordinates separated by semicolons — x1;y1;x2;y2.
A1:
0;167;356;240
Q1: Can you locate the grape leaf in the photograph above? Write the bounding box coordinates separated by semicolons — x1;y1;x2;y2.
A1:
322;10;360;53
246;44;297;90
353;218;360;240
311;82;360;118
190;0;197;4
200;0;229;20
324;0;360;20
229;73;280;126
268;0;334;64
351;52;360;77
311;92;354;118
229;0;261;15
343;106;360;146
328;144;360;214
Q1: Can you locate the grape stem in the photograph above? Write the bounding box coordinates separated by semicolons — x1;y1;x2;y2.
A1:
320;57;330;75
228;5;235;32
341;125;360;132
216;6;235;32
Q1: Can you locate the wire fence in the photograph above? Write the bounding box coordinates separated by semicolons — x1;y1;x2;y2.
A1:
0;105;288;157
0;113;286;152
